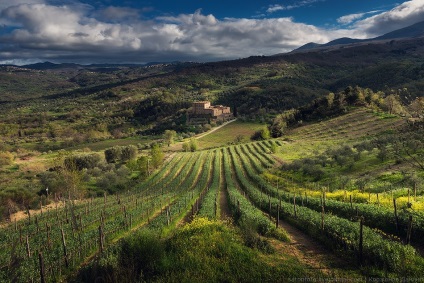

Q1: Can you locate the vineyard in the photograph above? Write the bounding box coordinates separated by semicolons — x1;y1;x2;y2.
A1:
1;133;423;281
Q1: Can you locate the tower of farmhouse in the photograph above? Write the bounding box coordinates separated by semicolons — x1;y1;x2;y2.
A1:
187;101;233;124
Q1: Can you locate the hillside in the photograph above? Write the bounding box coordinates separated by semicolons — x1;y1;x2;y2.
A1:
1;105;423;282
1;35;423;150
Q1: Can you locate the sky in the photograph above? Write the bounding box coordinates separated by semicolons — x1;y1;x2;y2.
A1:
1;0;424;65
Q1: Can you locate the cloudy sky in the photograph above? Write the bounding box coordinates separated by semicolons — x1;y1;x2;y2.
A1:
1;0;424;65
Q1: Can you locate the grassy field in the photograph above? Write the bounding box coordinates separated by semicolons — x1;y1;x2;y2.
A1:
276;108;405;162
269;107;424;212
69;135;159;151
286;108;404;143
196;120;265;149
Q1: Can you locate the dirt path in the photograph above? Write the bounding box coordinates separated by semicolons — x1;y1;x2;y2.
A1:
219;152;231;220
225;147;357;275
0;201;70;228
271;220;357;276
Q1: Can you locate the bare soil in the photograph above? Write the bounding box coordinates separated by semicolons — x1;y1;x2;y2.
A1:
219;154;232;220
0;201;67;228
271;220;359;277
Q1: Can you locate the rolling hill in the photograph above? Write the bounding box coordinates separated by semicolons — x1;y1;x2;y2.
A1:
0;19;423;148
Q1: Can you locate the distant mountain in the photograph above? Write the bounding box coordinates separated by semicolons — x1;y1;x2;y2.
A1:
325;37;363;46
19;61;194;70
294;42;322;51
22;62;82;70
374;20;424;40
293;20;424;52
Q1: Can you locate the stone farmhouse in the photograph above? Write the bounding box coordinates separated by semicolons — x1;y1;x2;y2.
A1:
187;101;233;124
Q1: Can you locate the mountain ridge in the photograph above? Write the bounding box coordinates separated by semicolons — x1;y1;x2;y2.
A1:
293;20;424;52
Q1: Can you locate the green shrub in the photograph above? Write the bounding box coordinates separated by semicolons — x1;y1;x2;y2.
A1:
119;230;164;280
64;153;102;170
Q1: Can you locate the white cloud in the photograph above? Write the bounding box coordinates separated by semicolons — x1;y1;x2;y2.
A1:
0;3;363;63
267;0;325;14
158;9;218;25
337;13;367;25
0;1;423;63
0;0;46;26
337;10;382;25
354;0;424;37
267;5;287;13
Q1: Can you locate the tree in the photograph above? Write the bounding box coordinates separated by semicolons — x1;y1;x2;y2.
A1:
377;146;389;161
64;153;101;171
383;94;403;115
137;156;149;177
409;97;424;117
189;138;198;152
53;152;85;200
163;130;177;147
151;144;164;168
182;142;190;152
338;176;351;190
327;92;335;108
355;176;371;192
105;146;122;163
121;145;138;162
392;130;424;170
260;126;270;140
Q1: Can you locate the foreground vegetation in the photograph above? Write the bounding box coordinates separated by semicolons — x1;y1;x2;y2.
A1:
75;218;317;283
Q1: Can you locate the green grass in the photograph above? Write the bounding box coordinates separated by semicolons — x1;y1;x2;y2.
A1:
69;136;157;151
276;139;336;162
74;218;323;283
196;120;265;149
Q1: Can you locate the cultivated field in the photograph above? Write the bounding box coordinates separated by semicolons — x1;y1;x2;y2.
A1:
1;108;423;282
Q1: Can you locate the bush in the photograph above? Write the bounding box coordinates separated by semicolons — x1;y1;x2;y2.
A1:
105;145;137;163
182;142;190;152
105;146;122;163
251;126;270;141
64;153;102;171
38;171;67;195
189;138;198;152
119;230;164;280
239;218;275;254
121;145;137;162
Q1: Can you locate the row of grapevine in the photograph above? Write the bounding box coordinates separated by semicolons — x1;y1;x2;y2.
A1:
146;151;213;229
197;150;222;220
229;143;424;274
0;151;203;282
243;141;424;245
223;147;279;237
